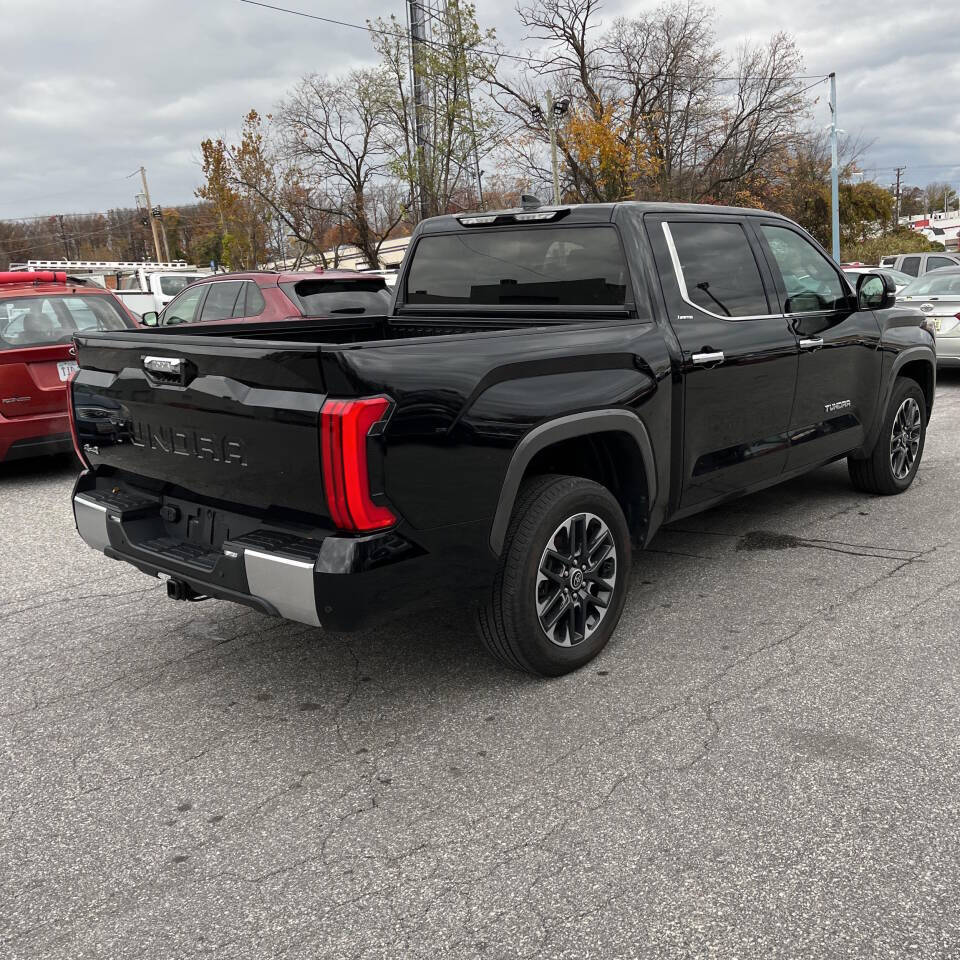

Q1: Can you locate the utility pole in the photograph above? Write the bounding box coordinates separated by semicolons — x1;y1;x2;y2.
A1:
139;166;163;262
56;214;71;259
407;0;431;221
153;206;172;261
450;0;484;209
893;165;905;225
828;72;840;262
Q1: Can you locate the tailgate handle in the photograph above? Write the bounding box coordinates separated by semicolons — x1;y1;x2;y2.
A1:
143;355;190;385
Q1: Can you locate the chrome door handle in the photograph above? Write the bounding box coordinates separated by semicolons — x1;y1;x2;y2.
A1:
692;351;725;366
799;338;824;350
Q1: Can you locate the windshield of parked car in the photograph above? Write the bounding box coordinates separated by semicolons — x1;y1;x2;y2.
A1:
900;273;960;297
405;226;630;306
0;294;132;350
159;275;204;296
280;278;390;316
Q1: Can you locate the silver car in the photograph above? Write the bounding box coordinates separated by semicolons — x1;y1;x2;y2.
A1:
897;266;960;367
843;266;915;293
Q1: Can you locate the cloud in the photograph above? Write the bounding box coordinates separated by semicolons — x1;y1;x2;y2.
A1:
0;0;957;220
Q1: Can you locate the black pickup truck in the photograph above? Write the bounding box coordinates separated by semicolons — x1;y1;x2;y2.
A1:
69;201;936;675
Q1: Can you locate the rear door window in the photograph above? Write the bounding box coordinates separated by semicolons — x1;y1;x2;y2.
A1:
237;282;266;317
198;281;244;322
665;220;769;318
405;226;630;307
901;257;921;277
926;256;959;273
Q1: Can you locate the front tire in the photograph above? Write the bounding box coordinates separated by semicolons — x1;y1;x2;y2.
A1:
477;474;632;676
848;377;927;495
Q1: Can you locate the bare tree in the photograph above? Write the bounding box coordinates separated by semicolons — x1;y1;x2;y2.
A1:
490;0;812;205
278;70;404;268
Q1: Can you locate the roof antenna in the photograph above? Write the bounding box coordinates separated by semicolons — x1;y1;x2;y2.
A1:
520;194;542;210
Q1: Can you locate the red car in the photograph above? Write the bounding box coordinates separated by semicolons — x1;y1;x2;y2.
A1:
139;269;392;328
0;271;139;463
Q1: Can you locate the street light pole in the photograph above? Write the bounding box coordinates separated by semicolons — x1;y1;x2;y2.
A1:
546;90;561;205
828;72;840;262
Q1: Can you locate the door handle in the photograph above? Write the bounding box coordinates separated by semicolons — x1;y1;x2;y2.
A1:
799;337;824;350
692;351;725;366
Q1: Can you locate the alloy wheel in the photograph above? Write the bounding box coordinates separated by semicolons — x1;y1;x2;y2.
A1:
890;396;922;481
535;512;617;648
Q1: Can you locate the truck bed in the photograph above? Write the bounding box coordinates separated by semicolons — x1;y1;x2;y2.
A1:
69;312;625;525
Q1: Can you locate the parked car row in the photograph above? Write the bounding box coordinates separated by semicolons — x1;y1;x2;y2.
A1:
0;267;392;464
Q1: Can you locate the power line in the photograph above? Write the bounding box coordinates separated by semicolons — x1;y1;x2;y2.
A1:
235;0;831;82
0;215;226;257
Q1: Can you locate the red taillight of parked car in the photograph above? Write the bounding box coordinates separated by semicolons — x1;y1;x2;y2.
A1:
66;367;91;469
320;397;396;531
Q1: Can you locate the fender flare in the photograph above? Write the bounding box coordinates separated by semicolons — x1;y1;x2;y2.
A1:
889;344;936;412
857;345;935;456
489;409;657;555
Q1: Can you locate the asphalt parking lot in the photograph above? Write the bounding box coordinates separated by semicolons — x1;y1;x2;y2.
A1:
2;376;960;960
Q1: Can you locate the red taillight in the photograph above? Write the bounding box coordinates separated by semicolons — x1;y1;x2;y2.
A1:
321;397;396;531
66;368;90;469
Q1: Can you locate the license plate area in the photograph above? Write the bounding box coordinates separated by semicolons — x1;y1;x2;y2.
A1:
57;360;79;381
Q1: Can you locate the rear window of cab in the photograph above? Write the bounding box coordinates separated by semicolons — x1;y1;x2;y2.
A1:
405;226;630;307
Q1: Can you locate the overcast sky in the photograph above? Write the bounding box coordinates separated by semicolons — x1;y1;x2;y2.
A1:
1;0;957;221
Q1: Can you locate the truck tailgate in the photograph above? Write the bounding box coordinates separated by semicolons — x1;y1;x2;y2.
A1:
72;331;328;517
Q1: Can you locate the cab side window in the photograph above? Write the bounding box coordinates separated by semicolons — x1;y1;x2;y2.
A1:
926;256;958;273
760;225;848;313
666;221;770;318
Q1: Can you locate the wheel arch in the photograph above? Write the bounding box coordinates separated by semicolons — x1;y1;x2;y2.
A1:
489;410;657;556
894;352;935;420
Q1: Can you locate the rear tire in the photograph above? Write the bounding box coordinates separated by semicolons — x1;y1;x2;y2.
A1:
477;474;632;676
848;377;926;495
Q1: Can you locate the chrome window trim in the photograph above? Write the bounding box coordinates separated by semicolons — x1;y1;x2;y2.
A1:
661;222;784;322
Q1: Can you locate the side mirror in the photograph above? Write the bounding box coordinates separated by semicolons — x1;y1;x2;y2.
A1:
140;311;159;327
857;272;896;311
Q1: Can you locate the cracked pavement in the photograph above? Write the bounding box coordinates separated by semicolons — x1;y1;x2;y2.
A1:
3;375;960;959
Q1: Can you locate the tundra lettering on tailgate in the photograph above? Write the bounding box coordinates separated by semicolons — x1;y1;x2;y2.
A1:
130;420;247;466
